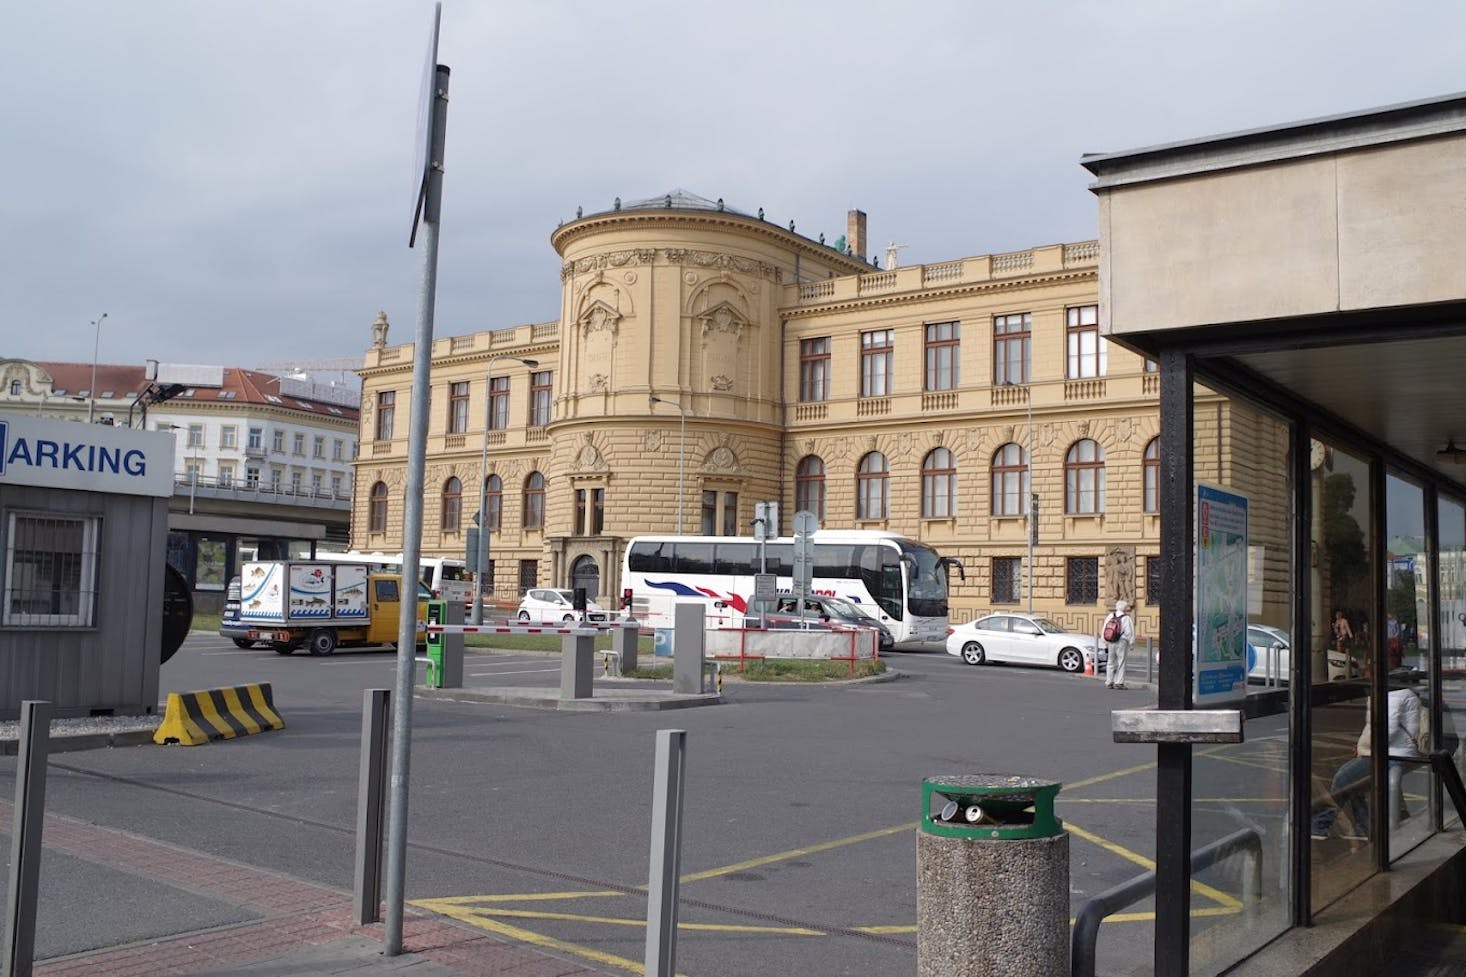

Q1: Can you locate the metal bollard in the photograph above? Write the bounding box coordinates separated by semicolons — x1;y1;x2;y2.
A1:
917;775;1068;977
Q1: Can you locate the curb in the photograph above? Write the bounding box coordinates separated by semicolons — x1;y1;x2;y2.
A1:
0;729;155;756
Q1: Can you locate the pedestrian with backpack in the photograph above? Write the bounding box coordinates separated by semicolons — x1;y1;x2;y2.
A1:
1104;599;1135;689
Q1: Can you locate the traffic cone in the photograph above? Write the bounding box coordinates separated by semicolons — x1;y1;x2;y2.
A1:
1085;654;1096;677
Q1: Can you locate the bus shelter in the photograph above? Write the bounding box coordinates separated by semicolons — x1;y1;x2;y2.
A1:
1082;92;1466;975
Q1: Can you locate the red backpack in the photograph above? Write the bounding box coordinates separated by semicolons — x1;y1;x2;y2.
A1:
1103;614;1124;643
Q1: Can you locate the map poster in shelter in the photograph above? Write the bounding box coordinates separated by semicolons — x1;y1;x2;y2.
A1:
1195;483;1249;704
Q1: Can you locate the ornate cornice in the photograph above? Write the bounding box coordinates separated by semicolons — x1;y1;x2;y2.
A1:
779;268;1099;320
559;247;782;283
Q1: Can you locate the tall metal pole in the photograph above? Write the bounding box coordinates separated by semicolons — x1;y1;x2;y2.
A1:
474;354;537;624
87;312;107;423
650;396;687;534
384;61;449;957
1026;386;1035;614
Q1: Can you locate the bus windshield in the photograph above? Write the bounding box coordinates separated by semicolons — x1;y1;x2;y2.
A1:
900;541;949;618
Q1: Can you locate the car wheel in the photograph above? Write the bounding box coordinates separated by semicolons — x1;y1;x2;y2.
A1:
562;613;575;622
232;637;255;649
1058;647;1084;673
308;628;338;656
517;610;531;622
272;642;294;656
960;641;986;665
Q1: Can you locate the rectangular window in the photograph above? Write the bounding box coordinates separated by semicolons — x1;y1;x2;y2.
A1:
1146;556;1162;606
993;312;1031;385
220;426;237;449
376;390;396;441
1066;305;1106;379
245;466;260;488
218;464;234;486
701;490;718;536
799;337;831;402
331;475;342;497
449;381;470;434
187;424;204;448
293;433;306;456
530;371;553;427
992;557;1022;604
924;321;960;391
699;491;738;535
3;513;99;626
247;427;263;450
332;439;344;461
1066;556;1100;605
576;489;587;535
723;492;738;537
310;473;323;496
860;329;894;398
312;435;325;459
592;488;604;536
488;376;509;430
290;471;303;494
270;469;283;492
518;559;538;593
272;428;285;453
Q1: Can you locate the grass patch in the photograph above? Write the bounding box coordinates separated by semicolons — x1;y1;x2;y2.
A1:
624;664;673;680
193;611;222;633
463;633;656;654
730;658;886;682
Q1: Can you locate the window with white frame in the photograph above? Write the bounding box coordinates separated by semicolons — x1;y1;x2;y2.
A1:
187;424;204;448
220;426;237;448
1066;305;1106;379
529;371;553;427
3;513;99;626
272;429;285;452
799;338;831;402
290;471;303;494
332;439;344;461
860;329;894;398
247;427;263;450
1065;439;1106;514
219;464;235;486
991;442;1029;516
857;451;889;520
921;447;957;518
924;321;960;391
313;435;325;459
293;433;306;456
993;312;1031;385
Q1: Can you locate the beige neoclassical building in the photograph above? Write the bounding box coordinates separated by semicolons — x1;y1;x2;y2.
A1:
353;191;1243;633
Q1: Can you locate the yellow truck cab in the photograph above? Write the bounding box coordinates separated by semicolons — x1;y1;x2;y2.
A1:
239;560;430;656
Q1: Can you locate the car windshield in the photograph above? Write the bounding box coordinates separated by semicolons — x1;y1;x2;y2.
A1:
822;597;873;621
1032;618;1067;634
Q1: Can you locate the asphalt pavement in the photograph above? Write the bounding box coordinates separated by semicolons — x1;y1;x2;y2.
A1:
0;633;1185;976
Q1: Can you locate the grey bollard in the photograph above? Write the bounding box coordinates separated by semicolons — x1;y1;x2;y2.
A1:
672;603;705;695
917;775;1068;977
439;599;464;689
614;620;639;674
561;632;595;699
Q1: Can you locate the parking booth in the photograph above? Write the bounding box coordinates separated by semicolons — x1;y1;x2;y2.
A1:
916;775;1067;977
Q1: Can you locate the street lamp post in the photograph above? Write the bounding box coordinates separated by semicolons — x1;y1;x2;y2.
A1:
473;355;538;624
649;396;687;534
87;312;108;423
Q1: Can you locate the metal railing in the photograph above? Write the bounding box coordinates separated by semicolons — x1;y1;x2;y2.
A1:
1071;826;1261;977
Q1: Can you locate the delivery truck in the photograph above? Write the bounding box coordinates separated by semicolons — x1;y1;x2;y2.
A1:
237;560;428;656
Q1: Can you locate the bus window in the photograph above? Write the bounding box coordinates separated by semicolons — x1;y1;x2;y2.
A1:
675;541;715;574
713;542;759;574
628;541;673;573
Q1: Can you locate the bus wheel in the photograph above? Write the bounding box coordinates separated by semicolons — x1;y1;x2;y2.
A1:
308;629;338;656
272;642;294;656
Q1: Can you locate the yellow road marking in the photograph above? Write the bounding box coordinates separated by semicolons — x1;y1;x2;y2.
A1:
1064;759;1158;791
413;899;651;975
455;906;823;935
675;821;917;884
420;890;623;906
1064;821;1240;909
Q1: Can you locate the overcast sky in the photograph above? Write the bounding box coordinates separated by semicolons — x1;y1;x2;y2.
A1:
4;1;1464;377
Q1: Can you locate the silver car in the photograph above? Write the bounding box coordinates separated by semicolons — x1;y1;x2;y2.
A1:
945;613;1105;674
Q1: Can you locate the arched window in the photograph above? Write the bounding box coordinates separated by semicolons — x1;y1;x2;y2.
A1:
796;456;826;520
440;476;462;531
922;447;957;518
369;481;388;533
1143;438;1160;513
857;451;889;520
484;474;503;530
991;442;1029;516
1065;439;1106;514
523;471;545;529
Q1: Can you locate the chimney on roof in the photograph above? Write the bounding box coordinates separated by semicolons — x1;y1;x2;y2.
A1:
847;209;867;260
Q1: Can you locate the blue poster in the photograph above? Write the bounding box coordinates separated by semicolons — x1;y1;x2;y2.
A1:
1195;483;1249;703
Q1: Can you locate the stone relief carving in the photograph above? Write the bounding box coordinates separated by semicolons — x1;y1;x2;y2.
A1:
703;443;739;474
1105;546;1136;605
710;374;733;391
561;248;657;280
575;434;606;472
580;300;622;337
663;249;782;282
587;373;608;392
645;430;664;452
698;303;744;343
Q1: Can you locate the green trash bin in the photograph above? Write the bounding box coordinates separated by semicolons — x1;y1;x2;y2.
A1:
424;599;446;688
917;774;1068;977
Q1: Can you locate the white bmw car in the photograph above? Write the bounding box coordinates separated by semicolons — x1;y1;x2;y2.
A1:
945;613;1105;673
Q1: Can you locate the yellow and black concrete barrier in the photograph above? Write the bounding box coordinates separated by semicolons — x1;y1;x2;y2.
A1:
153;683;285;746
